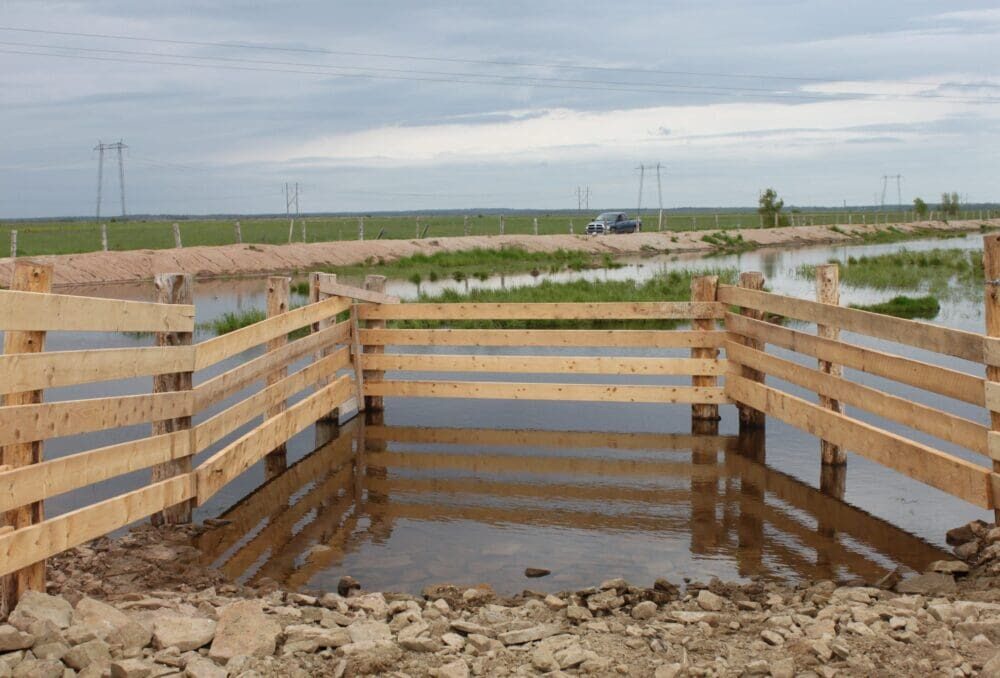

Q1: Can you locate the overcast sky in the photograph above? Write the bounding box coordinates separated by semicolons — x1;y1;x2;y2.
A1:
2;1;999;218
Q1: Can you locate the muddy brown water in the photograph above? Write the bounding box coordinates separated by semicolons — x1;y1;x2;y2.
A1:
8;233;990;594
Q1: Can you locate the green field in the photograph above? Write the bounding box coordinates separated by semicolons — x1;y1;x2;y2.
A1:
2;208;992;258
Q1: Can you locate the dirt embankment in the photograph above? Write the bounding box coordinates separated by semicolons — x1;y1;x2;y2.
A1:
0;219;994;288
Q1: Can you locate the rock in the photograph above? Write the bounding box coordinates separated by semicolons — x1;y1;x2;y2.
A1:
896;572;957;595
586;590;624;612
566;605;593;622
73;598;152;650
435;659;469;678
184;656;227;678
760;629;784;646
544;595;567;610
208;600;280;661
531;647;560;672
10;659;63;678
449;621;493;637
555;644;594;669
353;593;388;620
109;658;153;678
631;601;657;620
745;659;770;675
0;627;33;653
498;624;563;645
654;663;683;678
347;621;391;645
152;615;216;652
62;639;111;671
441;633;464;648
956;621;1000;645
524;568;551;578
9;592;73;630
983;650;1000;677
284;624;350;648
928;560;970;575
337;576;361;597
771;657;795;678
670;611;719;625
337;641;402;675
947;520;987;545
956;540;981;560
696;590;723;611
873;567;902;590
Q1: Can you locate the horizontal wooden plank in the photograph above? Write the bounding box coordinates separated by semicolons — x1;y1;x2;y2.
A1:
193;347;350;452
194;295;351;370
0;289;195;333
0;346;195;395
194;320;350;407
719;285;985;363
195;375;354;502
726;341;988;457
0;475;194;578
363;380;731;404
726;313;985;406
357;301;725;321
0;431;190;514
359;328;727;348
0;391;192;446
365;425;738;452
317;279;400;304
725;374;992;509
360;354;727;376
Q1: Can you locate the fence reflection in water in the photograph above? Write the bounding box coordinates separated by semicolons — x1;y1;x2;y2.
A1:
194;417;949;594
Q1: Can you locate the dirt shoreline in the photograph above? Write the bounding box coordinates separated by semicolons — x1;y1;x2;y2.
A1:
1;520;999;676
0;219;994;288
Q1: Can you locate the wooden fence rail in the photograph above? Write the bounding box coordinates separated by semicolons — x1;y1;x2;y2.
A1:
4;239;1000;607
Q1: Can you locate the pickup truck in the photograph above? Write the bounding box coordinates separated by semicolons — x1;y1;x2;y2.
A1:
585;212;642;235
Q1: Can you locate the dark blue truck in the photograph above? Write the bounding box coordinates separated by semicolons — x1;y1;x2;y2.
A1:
585;211;642;235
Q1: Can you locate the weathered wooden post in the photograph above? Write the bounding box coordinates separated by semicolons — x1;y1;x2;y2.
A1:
499;215;505;235
363;275;388;411
691;276;720;425
463;215;470;236
983;235;1000;523
533;217;539;236
310;272;339;445
265;276;291;478
569;220;574;234
151;273;195;526
773;213;778;228
9;230;16;258
815;263;844;469
301;220;307;242
358;217;365;241
0;260;52;614
172;223;182;248
659;210;664;231
101;223;108;251
715;214;719;228
234;220;242;243
735;272;766;433
415;217;420;239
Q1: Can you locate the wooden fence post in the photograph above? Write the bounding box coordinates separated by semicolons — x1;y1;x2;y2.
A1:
301;220;307;242
310;272;340;425
363;275;388;411
569;220;574;234
735;272;766;432
265;276;291;479
9;230;16;258
815;264;845;466
358;217;365;241
150;273;194;526
0;260;52;614
172;223;182;248
983;235;1000;523
101;223;108;252
659;210;664;231
691;276;720;423
533;217;539;236
499;215;505;235
234;221;242;243
463;215;470;236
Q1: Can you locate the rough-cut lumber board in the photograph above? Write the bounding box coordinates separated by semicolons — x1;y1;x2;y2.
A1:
0;289;195;333
194;295;351;370
362;275;388;411
195;375;354;502
733;271;767;429
814;264;844;465
317;278;400;304
719;285;985;363
365;425;738;452
727;341;988;457
725;374;992;509
725;312;985;406
359;328;727;348
264;277;291;479
0;346;195;395
349;304;365;410
363;380;730;404
0;475;194;578
984;233;1000;519
193;348;350;452
691;276;720;421
357;301;725;321
0;391;193;446
360;354;727;376
194;320;350;408
0;432;190;515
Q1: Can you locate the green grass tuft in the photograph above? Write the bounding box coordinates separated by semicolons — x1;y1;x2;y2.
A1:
850;295;941;319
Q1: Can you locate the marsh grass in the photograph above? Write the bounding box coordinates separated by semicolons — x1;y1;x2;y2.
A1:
200;305;313;338
850;295;941;320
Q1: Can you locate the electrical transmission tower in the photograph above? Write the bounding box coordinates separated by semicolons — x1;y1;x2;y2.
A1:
94;140;128;221
880;175;888;211
285;182;300;216
636;164;646;218
575;186;591;212
655;163;663;230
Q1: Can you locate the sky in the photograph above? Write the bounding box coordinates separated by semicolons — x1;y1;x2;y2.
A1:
1;1;999;218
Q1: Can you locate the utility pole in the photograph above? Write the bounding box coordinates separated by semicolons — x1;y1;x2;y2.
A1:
880;176;888;211
94;140;128;221
575;186;591;213
285;182;300;216
892;174;903;209
636;164;646;220
655;162;664;231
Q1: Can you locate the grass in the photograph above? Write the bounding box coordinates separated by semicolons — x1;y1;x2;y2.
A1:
700;231;755;253
796;248;983;298
199;304;321;337
850;295;941;320
394;268;737;329
329;246;599;279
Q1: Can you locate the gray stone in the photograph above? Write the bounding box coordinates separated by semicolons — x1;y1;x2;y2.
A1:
208;600;280;662
498;624;562;646
531;647;559;673
11;659;63;678
760;629;784;646
0;627;33;653
183;656;226;678
346;621;391;645
73;598;152;650
896;572;957;595
152;616;216;652
631;601;657;620
9;592;73;631
62;639;111;671
29;641;68;662
745;659;770;675
565;606;592;622
586;590;624;612
283;625;350;648
449;620;493;637
696;590;724;612
109;658;153;678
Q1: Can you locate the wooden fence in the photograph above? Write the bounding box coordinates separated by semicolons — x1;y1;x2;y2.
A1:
4;236;1000;606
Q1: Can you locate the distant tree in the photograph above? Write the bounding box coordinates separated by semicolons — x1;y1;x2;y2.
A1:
913;197;928;218
940;192;961;217
758;188;789;228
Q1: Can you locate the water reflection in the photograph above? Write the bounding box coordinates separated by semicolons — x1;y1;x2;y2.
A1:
194;416;948;595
